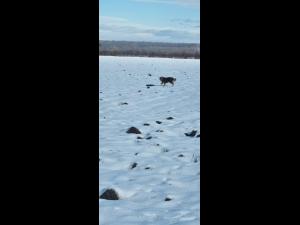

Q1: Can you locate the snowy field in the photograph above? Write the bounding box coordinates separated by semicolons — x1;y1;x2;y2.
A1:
99;56;200;225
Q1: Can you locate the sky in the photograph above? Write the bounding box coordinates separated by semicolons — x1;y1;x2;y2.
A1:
99;0;200;43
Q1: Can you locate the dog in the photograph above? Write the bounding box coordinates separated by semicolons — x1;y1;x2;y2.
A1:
159;76;176;86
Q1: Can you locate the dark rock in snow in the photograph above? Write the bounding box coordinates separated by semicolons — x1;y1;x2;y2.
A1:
127;127;142;134
138;90;141;92
185;130;197;137
156;129;164;132
129;162;138;169
196;134;200;138
178;154;184;157
100;189;119;200
146;136;152;140
120;102;128;105
166;117;174;120
143;123;150;126
165;197;172;201
137;136;143;139
135;152;139;155
156;121;162;124
145;167;151;170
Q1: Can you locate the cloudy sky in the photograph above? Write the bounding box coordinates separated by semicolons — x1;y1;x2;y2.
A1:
99;0;200;43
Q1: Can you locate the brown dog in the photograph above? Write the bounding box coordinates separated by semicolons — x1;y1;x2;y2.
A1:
159;77;176;86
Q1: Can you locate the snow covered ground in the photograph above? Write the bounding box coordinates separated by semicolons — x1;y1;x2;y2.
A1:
99;56;200;225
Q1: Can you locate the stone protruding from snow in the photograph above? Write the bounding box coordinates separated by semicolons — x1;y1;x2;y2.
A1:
185;130;197;137
100;188;120;200
129;162;138;169
126;127;142;134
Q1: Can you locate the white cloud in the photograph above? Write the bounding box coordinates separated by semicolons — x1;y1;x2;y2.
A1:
131;0;199;7
99;16;199;43
170;18;200;28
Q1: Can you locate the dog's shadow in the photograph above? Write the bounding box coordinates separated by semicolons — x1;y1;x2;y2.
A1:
146;84;175;87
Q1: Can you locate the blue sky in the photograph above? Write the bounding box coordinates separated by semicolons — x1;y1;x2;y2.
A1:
99;0;200;43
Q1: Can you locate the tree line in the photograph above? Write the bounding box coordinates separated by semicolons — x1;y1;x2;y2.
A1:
99;40;200;59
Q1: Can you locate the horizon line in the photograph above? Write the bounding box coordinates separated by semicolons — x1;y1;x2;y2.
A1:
99;39;200;45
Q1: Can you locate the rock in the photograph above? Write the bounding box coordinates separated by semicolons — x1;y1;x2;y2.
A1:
185;130;197;137
178;154;184;157
196;134;200;138
137;136;143;139
127;127;142;134
146;84;155;87
120;102;128;105
135;152;139;155
164;197;172;201
146;136;152;140
166;117;174;120
156;129;163;132
138;90;141;92
143;123;150;126
100;189;119;200
129;162;138;169
148;73;152;76
145;167;151;170
156;121;162;124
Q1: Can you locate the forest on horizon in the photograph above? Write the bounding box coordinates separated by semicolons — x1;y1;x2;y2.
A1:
99;40;200;59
